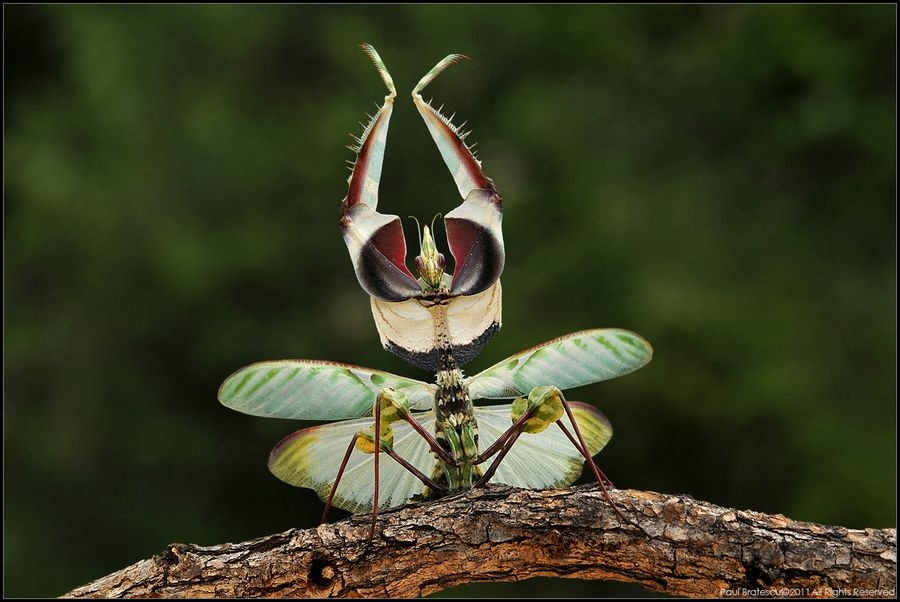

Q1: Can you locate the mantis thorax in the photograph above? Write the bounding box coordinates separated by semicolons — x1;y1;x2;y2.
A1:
432;355;481;491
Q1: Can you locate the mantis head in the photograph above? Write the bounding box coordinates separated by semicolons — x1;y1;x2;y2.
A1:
412;216;448;292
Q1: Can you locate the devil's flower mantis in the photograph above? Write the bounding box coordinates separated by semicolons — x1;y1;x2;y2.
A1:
219;45;653;536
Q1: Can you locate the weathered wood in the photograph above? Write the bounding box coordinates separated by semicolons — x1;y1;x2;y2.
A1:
63;485;896;598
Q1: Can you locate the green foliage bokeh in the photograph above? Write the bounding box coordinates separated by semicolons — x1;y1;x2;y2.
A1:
4;4;895;597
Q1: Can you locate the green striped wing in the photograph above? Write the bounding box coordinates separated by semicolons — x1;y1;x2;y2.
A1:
218;360;435;420
467;329;653;400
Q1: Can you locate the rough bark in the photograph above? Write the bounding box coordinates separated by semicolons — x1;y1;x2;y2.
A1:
63;486;896;599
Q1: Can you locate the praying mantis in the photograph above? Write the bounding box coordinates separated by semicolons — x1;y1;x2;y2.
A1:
219;45;653;536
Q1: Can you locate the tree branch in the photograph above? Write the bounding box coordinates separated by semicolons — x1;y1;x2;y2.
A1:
63;486;896;598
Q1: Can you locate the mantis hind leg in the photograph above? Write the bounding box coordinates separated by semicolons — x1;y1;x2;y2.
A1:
552;403;643;532
474;386;646;535
323;387;449;543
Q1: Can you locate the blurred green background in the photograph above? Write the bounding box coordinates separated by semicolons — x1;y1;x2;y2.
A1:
4;4;895;598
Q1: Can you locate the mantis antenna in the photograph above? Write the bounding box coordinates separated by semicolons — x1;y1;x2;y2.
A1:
408;215;423;250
